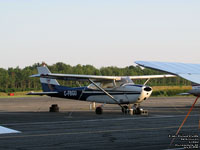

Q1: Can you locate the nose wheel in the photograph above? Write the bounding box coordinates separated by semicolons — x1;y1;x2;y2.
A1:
121;104;144;114
133;104;142;114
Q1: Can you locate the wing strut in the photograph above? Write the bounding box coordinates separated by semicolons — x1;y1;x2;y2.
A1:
144;78;150;85
88;79;123;109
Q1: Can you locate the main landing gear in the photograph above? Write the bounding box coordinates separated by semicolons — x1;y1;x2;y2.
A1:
95;106;103;115
95;104;105;115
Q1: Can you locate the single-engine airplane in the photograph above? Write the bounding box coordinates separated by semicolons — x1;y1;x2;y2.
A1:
28;65;175;114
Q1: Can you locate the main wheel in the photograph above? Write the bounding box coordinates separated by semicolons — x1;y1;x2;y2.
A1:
95;107;103;115
121;106;128;114
49;104;59;112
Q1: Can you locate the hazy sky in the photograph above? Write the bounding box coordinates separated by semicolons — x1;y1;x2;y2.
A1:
0;0;199;69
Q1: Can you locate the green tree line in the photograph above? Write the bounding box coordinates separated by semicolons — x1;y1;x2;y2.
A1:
0;62;191;93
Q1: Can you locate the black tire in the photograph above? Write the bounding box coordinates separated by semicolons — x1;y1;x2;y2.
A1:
135;107;141;114
49;104;59;112
121;106;128;114
96;107;103;115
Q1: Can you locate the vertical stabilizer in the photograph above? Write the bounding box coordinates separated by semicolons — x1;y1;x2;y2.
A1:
38;66;59;92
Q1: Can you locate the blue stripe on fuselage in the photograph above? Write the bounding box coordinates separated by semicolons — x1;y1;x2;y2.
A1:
41;83;141;101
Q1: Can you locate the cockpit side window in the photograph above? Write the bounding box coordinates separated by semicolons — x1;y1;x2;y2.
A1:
101;82;114;89
88;82;115;89
87;77;134;89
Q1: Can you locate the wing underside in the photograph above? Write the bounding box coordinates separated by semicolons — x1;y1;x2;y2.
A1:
135;61;200;84
31;72;175;82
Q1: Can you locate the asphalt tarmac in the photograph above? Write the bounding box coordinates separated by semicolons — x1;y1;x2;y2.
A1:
0;96;200;150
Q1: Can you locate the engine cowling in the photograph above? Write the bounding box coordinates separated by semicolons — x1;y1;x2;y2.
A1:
137;86;152;103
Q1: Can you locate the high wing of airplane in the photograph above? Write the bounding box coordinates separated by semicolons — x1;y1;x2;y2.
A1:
28;65;175;114
135;61;200;96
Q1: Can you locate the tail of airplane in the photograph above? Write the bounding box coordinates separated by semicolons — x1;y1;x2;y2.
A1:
38;65;60;92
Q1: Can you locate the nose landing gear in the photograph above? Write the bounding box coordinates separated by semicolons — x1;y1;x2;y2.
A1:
121;104;147;115
132;104;142;114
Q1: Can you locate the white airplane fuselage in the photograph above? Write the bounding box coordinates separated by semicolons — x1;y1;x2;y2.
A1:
54;83;152;104
86;84;152;104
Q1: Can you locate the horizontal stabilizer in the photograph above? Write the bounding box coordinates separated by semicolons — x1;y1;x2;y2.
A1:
30;74;41;78
27;91;59;95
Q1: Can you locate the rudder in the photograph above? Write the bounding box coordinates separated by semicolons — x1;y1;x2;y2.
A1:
37;65;60;92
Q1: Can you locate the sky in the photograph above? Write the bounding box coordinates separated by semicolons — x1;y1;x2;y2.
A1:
0;0;200;69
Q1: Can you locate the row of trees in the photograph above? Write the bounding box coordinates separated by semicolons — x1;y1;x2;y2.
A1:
0;62;190;92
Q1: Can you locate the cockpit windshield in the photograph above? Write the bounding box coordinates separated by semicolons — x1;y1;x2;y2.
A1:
115;77;134;87
87;77;134;89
